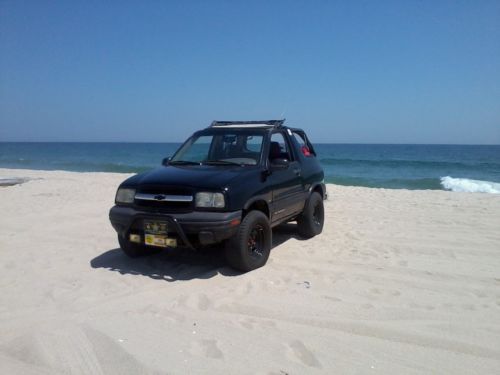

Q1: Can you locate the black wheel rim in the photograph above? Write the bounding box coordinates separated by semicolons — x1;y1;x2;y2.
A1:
247;224;264;259
312;202;323;227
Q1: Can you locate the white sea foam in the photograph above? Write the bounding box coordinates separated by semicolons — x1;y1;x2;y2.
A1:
440;176;500;194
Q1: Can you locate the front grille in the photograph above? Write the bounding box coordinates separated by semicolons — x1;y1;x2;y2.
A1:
134;185;194;213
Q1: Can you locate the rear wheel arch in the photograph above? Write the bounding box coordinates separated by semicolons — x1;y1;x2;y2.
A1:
310;183;325;200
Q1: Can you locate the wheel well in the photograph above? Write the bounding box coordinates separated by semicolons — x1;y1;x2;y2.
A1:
244;200;270;219
312;184;324;198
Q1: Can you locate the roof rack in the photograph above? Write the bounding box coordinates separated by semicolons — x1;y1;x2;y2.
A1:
210;119;285;128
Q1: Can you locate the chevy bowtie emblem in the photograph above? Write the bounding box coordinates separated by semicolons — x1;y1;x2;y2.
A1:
154;194;166;201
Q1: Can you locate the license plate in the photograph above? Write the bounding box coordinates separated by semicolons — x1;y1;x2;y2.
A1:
144;234;177;248
144;220;168;235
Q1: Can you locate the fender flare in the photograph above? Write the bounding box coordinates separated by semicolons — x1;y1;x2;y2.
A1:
243;194;272;218
308;183;327;201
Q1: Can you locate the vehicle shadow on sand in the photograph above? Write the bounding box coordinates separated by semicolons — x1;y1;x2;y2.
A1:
90;223;305;282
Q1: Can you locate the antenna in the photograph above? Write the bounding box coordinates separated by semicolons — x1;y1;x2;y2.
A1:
280;106;286;119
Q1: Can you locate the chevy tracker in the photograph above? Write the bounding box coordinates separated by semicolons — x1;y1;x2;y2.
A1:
109;120;326;272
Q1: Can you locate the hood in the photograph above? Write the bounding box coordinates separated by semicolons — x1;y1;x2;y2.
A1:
121;165;257;190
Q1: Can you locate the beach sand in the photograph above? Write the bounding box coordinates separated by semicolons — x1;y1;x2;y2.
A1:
1;168;499;374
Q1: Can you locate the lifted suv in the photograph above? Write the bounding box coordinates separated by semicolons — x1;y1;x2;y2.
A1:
109;120;326;272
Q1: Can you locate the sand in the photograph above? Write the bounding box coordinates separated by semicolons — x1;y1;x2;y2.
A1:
1;168;499;374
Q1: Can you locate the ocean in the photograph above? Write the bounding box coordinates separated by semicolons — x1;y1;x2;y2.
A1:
1;142;499;193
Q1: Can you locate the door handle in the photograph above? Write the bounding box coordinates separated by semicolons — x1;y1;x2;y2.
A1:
293;168;301;176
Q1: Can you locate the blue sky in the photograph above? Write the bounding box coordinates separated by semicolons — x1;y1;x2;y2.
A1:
1;1;499;144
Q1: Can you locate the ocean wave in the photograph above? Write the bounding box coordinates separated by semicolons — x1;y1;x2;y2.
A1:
440;176;500;194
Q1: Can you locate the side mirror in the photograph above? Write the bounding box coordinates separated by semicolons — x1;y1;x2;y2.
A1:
162;157;171;166
270;158;290;170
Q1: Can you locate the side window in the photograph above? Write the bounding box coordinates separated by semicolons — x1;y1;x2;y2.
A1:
292;132;314;157
269;132;292;161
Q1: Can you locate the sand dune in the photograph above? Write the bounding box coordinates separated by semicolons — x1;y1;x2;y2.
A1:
1;168;499;374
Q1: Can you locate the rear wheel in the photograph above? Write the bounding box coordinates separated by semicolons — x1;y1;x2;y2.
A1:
225;211;271;272
297;192;324;238
118;235;157;257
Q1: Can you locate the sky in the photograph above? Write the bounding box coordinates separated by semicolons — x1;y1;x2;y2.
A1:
0;1;499;144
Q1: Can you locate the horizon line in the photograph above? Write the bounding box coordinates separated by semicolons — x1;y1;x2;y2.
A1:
1;141;499;146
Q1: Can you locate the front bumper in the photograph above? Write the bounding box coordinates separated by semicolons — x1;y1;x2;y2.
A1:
109;206;242;249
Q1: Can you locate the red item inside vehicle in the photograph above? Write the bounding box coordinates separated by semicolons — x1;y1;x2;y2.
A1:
301;146;311;156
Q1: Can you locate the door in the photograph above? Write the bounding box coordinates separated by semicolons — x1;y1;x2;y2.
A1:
267;131;305;224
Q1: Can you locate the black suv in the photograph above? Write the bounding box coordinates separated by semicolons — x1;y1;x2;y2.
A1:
109;120;326;272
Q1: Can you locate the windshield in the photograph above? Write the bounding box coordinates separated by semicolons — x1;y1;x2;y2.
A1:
171;132;264;166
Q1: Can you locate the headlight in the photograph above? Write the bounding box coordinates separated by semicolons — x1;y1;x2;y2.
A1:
115;188;136;203
195;192;225;208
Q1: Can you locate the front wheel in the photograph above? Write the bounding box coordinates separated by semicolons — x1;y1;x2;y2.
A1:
225;211;272;272
297;192;324;238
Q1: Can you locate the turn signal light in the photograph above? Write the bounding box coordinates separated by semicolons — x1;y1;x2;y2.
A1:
230;219;241;226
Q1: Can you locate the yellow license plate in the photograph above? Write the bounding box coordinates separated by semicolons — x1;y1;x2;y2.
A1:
144;234;177;248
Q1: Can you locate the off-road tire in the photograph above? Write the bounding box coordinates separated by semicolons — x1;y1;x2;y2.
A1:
225;211;272;272
118;235;157;257
297;192;324;238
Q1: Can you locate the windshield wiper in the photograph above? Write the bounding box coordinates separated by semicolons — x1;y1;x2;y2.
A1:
203;159;243;166
168;160;201;165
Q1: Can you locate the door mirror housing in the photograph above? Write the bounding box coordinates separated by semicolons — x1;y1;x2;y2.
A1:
270;158;290;171
162;157;171;166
